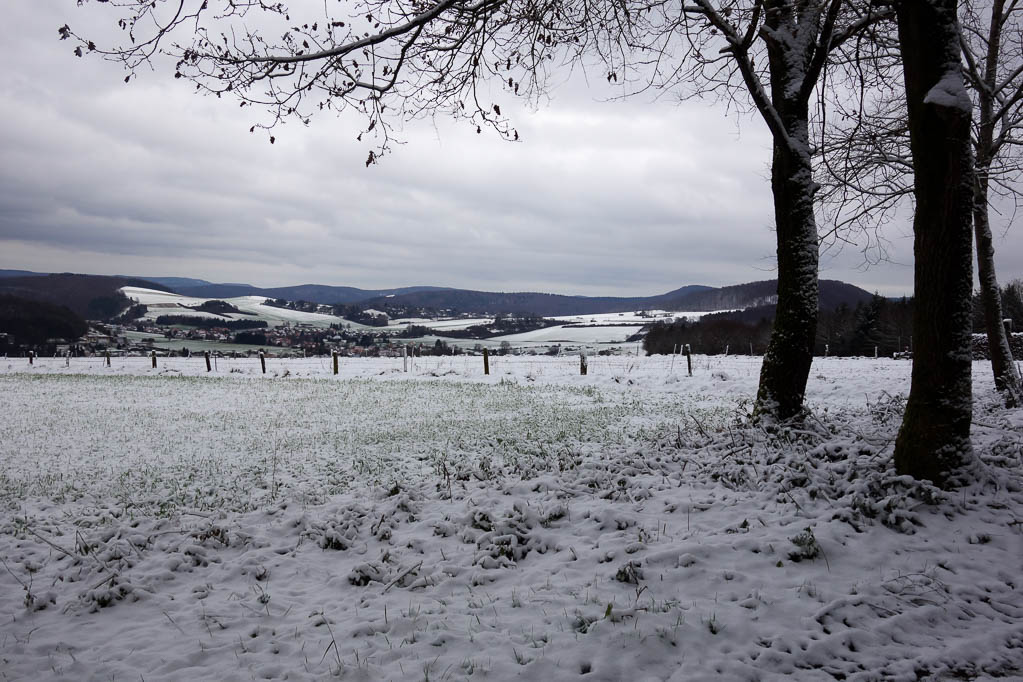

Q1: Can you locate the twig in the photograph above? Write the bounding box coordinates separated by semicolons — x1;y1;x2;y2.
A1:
0;555;31;591
382;561;423;594
90;573;118;590
29;527;111;574
163;610;187;635
26;528;76;560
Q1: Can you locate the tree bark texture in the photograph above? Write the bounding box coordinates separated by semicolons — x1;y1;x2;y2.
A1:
893;0;974;486
754;1;820;422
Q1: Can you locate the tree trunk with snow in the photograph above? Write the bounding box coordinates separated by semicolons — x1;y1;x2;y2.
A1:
755;108;820;420
752;0;822;421
972;0;1022;408
974;171;1023;407
893;0;974;486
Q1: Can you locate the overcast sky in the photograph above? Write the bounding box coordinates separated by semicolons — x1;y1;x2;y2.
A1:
1;4;1020;298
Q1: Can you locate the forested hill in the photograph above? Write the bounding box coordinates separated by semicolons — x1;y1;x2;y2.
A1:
0;294;88;346
360;280;872;317
356;286;712;317
660;279;875;313
173;283;453;304
0;274;170;320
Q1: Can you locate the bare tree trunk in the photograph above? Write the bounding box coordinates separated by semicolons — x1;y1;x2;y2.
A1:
893;0;974;486
974;173;1023;407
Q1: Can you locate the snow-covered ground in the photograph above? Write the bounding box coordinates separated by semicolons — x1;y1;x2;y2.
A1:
493;325;644;344
548;310;732;325
1;356;1021;681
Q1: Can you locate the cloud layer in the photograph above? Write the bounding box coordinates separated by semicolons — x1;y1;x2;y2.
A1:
1;4;1020;296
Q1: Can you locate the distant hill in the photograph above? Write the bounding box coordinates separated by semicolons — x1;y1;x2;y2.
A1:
0;269;46;279
359;281;871;317
357;286;711;317
661;279;873;312
0;269;876;319
0;274;171;320
173;283;453;305
131;276;217;289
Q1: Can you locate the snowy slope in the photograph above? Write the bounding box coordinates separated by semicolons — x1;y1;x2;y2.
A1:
122;286;372;328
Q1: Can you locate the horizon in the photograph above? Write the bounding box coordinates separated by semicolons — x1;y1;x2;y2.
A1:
0;266;923;300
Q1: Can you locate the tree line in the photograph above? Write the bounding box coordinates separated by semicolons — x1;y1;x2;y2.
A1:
645;296;914;358
647;281;1023;359
154;315;269;331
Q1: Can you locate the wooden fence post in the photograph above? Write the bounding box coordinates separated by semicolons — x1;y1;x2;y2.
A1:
259;351;266;374
483;348;490;375
580;352;587;375
65;351;71;367
28;350;33;365
205;351;212;372
151;350;157;368
402;346;408;372
333;350;339;375
685;344;692;377
105;350;111;367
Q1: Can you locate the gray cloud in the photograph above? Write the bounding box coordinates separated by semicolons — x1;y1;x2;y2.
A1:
1;4;1020;298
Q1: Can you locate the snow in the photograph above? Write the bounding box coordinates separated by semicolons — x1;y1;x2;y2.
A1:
549;310;731;325
494;324;644;344
1;355;1021;680
923;72;973;114
121;287;372;329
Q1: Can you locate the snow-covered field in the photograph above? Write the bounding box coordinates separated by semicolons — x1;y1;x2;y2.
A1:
494;324;644;344
122;286;372;329
548;310;731;325
1;356;1021;681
